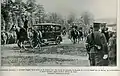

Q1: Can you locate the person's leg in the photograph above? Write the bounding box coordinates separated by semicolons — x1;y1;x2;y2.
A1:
95;53;108;66
78;36;80;43
17;40;21;48
89;53;95;66
108;57;112;65
21;39;27;50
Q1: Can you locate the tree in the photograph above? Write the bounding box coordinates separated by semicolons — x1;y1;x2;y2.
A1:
1;0;14;31
81;12;94;33
67;13;76;26
26;0;37;13
81;12;94;26
1;15;6;31
45;12;64;24
25;0;37;25
34;4;45;23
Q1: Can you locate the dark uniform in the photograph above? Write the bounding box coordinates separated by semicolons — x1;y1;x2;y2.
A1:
86;23;108;66
101;28;109;42
24;19;28;31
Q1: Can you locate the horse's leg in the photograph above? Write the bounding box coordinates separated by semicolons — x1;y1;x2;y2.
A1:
17;40;22;48
78;36;80;43
73;37;75;44
75;37;77;44
3;39;5;46
22;41;27;50
4;39;7;45
81;36;83;41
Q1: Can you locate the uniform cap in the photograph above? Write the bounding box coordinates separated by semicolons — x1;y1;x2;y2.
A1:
101;23;107;27
93;23;100;28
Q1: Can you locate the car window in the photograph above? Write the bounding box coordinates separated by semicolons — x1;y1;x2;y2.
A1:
56;26;61;31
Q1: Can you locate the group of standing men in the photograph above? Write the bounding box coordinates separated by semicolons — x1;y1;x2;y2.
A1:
86;23;116;66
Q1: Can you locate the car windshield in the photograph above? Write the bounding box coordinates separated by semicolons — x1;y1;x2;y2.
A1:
35;25;61;32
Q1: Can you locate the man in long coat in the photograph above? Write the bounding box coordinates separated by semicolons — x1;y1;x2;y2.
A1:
86;23;108;66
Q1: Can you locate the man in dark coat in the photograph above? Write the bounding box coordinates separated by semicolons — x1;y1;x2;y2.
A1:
104;28;109;42
101;23;109;42
86;23;108;66
24;16;28;31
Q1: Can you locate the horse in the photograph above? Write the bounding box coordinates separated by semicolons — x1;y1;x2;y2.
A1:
70;28;78;44
5;31;17;44
12;25;28;50
1;31;8;45
77;30;83;43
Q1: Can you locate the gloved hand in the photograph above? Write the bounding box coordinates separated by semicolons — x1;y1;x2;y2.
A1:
103;54;108;59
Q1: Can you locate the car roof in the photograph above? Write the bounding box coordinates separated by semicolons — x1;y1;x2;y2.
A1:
33;23;61;26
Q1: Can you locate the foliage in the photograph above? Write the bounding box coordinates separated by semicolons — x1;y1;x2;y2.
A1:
81;12;94;26
1;0;94;32
26;0;37;13
67;13;76;25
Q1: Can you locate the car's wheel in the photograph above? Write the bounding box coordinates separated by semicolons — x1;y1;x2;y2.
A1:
55;36;62;44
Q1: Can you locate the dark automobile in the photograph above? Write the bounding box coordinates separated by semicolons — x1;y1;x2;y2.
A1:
33;23;62;45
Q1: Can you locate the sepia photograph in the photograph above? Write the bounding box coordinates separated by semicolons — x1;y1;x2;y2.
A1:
1;0;117;66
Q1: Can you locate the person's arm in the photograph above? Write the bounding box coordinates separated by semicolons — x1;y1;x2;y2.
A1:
85;35;90;53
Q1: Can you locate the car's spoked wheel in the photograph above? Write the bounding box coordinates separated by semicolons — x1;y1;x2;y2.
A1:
55;39;60;45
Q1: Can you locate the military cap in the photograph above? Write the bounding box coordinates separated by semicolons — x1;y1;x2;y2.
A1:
93;23;100;28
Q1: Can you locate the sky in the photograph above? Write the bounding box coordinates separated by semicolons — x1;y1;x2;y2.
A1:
22;0;117;19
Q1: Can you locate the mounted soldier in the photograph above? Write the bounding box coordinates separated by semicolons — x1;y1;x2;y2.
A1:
78;27;83;43
86;23;108;66
71;26;78;44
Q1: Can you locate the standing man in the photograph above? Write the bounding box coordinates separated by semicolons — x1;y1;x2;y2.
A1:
101;23;109;43
86;23;108;66
23;16;29;40
24;16;28;31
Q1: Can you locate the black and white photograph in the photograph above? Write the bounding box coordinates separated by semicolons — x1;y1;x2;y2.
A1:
1;0;117;66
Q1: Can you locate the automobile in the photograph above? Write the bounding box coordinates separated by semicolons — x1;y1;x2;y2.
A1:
33;23;62;45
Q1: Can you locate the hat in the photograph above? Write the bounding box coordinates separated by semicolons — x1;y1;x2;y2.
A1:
93;23;100;28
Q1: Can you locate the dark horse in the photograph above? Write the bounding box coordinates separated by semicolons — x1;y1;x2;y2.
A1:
70;28;78;44
12;25;28;50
